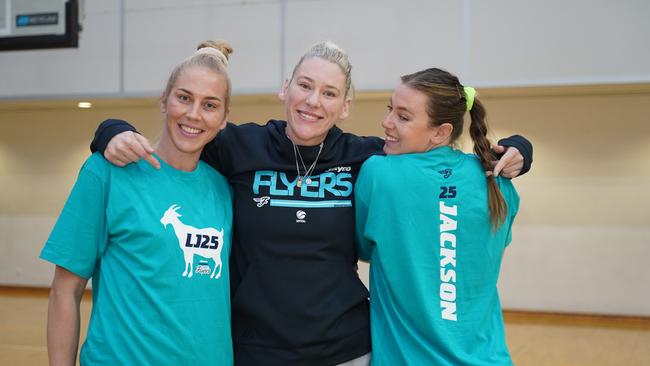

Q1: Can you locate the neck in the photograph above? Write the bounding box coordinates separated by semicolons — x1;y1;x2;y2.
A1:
427;136;452;152
155;138;200;172
285;126;327;147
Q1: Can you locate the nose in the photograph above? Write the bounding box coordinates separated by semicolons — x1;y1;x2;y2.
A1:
306;90;320;107
382;111;394;129
187;101;201;120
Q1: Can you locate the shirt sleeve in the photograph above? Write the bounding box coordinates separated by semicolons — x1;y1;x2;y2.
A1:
90;119;138;153
496;177;520;247
354;159;376;261
40;155;109;279
497;134;533;176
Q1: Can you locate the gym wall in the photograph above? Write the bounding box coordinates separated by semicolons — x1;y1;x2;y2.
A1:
1;0;648;316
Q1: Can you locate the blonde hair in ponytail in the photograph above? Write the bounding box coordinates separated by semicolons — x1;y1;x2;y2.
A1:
162;40;234;109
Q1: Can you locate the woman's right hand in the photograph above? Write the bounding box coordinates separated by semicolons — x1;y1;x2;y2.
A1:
105;131;160;169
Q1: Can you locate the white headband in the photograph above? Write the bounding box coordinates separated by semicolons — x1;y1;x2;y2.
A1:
195;47;229;67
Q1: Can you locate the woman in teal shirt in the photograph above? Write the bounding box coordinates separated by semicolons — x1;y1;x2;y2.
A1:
41;40;235;365
355;68;519;365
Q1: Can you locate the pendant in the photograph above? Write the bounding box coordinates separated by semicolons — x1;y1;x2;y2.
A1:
297;179;302;188
306;178;312;184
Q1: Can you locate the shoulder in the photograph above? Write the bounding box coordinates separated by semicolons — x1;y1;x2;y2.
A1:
462;153;485;170
198;161;229;184
337;129;384;155
218;119;279;146
224;120;278;136
496;176;520;212
317;127;385;166
85;152;163;182
360;154;389;172
357;155;392;190
80;152;113;180
197;162;233;202
227;120;271;132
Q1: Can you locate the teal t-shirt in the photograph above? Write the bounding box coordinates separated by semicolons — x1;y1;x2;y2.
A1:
41;153;234;365
354;146;519;366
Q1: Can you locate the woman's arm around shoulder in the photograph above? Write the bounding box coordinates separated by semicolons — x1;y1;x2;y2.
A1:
89;119;161;168
494;135;533;177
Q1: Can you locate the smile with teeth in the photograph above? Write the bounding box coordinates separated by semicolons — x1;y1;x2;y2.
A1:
385;134;398;142
297;110;322;122
179;124;204;135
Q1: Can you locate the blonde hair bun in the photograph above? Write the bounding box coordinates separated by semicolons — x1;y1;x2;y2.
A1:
196;40;233;63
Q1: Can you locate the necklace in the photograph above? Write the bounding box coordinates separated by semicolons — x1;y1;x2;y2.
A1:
291;140;324;188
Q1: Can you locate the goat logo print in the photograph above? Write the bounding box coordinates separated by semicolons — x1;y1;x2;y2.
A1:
160;204;224;279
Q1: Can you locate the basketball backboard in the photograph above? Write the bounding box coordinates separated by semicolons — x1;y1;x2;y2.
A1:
0;0;80;51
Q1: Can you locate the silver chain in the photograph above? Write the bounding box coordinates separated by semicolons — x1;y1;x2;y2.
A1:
291;140;324;188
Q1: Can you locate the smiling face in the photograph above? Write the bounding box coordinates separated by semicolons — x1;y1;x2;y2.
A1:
158;65;229;165
279;57;351;146
382;82;451;155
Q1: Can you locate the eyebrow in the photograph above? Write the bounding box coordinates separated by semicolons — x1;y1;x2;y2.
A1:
296;76;342;93
178;88;222;102
389;97;413;115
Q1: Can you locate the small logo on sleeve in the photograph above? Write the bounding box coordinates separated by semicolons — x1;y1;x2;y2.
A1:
438;169;453;179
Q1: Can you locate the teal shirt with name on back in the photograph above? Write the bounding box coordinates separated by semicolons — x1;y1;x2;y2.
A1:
40;153;233;365
354;146;519;366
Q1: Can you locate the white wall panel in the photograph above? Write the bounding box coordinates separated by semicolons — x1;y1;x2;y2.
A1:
468;0;650;86
0;0;122;98
123;1;282;95
1;0;649;98
131;0;278;8
0;215;57;287
285;0;464;90
498;225;650;316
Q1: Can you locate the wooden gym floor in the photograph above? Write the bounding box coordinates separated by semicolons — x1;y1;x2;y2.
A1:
1;286;649;365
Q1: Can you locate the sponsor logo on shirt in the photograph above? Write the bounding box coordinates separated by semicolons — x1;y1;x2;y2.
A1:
160;204;225;280
296;210;307;223
195;260;212;275
326;166;352;173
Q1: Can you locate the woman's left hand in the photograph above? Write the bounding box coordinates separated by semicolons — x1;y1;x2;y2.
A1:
491;145;524;178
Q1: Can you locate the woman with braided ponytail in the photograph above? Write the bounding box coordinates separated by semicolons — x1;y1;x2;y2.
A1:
355;68;518;365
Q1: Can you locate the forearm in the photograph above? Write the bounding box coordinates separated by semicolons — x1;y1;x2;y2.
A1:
90;119;137;153
47;267;87;366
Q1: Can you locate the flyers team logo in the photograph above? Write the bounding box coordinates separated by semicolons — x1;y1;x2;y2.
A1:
160;204;224;279
253;196;270;207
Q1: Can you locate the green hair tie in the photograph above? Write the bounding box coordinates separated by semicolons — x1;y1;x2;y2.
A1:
464;86;476;112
